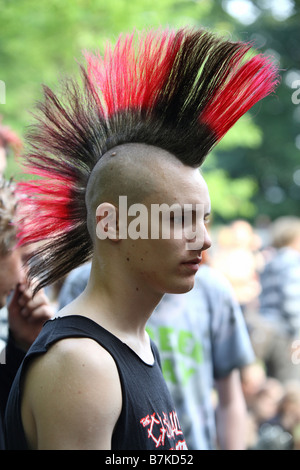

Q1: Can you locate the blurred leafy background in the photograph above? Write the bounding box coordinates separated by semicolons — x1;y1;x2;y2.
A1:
0;0;299;224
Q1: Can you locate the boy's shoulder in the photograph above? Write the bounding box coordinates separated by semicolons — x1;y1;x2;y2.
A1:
22;333;122;449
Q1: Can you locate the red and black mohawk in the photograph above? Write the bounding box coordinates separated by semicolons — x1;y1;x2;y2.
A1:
17;28;279;290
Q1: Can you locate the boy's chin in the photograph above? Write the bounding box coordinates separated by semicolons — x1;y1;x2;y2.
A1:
164;279;195;295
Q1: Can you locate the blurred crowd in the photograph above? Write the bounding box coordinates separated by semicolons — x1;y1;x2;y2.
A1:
1;118;300;450
209;218;300;449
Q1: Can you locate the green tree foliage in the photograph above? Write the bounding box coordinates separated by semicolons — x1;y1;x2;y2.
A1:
209;0;300;222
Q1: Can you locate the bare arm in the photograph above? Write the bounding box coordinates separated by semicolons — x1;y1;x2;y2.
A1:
21;337;122;450
215;369;247;450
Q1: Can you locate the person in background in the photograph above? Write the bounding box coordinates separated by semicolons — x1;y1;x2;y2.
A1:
211;220;262;316
253;216;300;382
0;178;54;449
147;262;255;450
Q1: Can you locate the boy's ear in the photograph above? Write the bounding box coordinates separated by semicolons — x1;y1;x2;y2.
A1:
95;203;119;241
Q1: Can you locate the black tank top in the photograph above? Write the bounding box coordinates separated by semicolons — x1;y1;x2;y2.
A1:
5;315;187;450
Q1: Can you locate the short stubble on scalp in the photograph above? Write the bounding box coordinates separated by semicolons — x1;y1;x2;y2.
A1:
85;143;186;243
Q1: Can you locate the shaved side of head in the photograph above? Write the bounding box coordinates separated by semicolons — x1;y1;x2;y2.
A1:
85;143;185;243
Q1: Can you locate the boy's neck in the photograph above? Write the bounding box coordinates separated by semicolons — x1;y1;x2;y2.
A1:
60;258;162;358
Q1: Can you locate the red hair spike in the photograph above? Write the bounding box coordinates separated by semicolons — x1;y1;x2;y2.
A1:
201;51;279;139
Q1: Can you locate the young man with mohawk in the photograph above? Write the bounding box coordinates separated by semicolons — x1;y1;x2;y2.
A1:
5;28;278;450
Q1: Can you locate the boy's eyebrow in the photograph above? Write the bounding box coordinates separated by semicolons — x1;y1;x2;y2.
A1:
179;208;211;220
